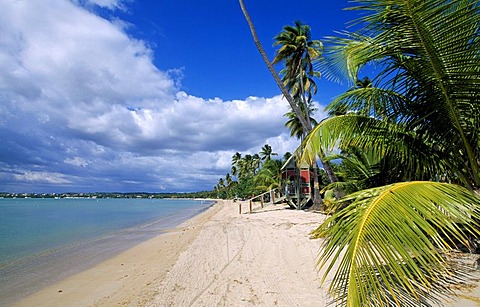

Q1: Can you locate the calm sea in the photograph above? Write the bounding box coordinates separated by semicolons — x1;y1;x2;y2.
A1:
0;197;214;306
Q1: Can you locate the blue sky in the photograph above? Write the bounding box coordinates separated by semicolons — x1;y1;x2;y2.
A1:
112;0;356;101
0;0;359;193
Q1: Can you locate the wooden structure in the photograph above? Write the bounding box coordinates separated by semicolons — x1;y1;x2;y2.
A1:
238;155;315;214
238;189;281;214
280;155;312;209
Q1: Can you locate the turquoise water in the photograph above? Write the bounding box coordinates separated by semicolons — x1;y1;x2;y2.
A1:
0;197;213;305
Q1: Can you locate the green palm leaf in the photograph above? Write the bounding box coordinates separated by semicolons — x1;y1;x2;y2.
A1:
320;0;480;186
321;149;381;195
300;114;470;187
312;181;480;306
326;86;409;121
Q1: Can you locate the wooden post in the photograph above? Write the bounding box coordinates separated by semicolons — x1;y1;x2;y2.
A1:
239;202;241;214
249;199;252;213
270;190;275;205
261;195;264;208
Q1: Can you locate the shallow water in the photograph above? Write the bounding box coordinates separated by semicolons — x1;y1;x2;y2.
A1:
0;198;213;306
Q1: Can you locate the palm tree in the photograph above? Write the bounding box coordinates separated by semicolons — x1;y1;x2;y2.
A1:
230;165;238;179
273;20;323;124
252;154;261;172
232;152;242;167
237;154;254;179
283;152;292;162
254;159;283;191
238;0;340;189
225;173;232;188
284;101;318;140
281;65;321;104
238;0;309;130
354;77;371;89
259;144;278;162
299;1;480;305
321;147;381;196
216;178;225;191
272;20;341;204
231;152;241;181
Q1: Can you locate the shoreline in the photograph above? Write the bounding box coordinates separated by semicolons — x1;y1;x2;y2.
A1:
8;200;220;307
12;200;480;306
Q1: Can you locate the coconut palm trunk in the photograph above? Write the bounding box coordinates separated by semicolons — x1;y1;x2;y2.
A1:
238;0;309;130
297;64;324;204
239;0;339;196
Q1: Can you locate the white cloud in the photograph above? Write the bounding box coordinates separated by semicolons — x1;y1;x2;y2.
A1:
13;171;71;185
64;157;90;167
87;0;125;9
73;0;130;11
0;0;326;192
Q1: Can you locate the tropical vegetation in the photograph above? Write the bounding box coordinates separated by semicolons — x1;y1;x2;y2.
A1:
295;0;480;306
237;0;480;306
214;145;293;199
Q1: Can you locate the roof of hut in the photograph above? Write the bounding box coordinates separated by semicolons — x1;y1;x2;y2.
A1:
281;154;310;171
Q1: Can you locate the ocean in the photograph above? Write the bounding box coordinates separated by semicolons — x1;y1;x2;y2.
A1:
0;197;214;306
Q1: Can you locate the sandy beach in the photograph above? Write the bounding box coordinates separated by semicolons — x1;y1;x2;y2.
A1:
14;200;480;306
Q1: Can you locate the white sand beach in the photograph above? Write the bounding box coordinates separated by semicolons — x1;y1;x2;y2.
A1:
14;200;480;306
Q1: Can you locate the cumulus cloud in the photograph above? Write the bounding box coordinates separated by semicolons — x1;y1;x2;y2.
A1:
13;171;72;185
0;0;326;193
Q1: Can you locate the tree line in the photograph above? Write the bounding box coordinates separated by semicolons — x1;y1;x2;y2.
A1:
214;145;292;199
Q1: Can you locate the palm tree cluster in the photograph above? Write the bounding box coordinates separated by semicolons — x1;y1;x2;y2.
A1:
214;145;287;199
296;0;480;305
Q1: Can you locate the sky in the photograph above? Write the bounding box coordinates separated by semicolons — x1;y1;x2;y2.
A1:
0;0;360;193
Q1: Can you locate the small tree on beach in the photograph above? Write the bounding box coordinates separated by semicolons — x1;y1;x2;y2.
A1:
284;101;318;140
253;159;283;192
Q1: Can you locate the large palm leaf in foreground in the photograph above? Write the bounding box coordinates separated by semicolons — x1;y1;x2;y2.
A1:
312;181;480;306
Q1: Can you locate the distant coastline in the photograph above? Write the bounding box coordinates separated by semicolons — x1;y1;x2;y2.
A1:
0;191;215;199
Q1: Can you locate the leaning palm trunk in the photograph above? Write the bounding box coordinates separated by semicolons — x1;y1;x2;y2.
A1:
239;0;339;190
298;65;322;204
238;0;309;130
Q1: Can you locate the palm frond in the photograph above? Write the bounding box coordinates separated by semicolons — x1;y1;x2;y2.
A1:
315;33;382;84
320;0;480;186
326;87;409;121
321;180;367;201
300;114;471;187
312;181;480;306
